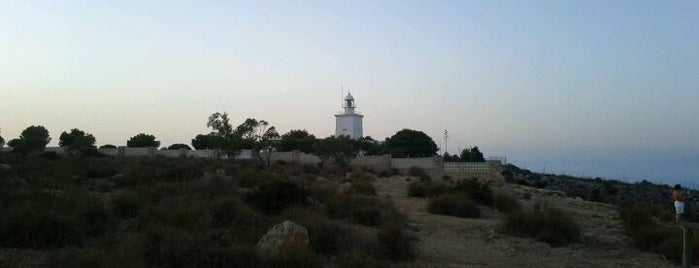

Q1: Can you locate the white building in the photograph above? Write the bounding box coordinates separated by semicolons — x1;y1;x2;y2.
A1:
335;92;364;139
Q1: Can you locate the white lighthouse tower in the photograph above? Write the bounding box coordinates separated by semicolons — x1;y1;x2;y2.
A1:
335;92;364;139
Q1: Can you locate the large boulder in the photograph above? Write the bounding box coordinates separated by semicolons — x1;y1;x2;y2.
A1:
255;220;310;258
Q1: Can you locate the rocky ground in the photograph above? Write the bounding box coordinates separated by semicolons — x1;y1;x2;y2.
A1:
374;176;677;268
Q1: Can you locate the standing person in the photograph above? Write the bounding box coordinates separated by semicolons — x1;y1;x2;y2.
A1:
673;184;684;226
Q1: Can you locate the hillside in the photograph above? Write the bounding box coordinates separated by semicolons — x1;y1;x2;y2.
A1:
375;175;676;267
0;154;691;267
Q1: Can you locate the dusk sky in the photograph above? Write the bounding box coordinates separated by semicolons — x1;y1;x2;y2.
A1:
1;1;698;185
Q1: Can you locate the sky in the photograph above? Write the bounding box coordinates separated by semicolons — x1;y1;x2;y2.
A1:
1;1;698;185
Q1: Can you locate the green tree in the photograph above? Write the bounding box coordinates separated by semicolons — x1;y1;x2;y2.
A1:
442;153;459;162
382;129;438;158
207;112;234;137
313;135;357;166
10;125;51;154
0;131;4;148
126;133;160;148
99;144;117;149
203;112;242;156
354;136;383;155
167;143;192;150
234;118;270;149
257;126;280;167
232;118;280;165
277;129;317;153
59;128;97;156
459;146;485;162
191;134;227;150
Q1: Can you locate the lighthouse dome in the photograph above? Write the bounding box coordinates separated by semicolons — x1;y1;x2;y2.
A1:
344;93;355;101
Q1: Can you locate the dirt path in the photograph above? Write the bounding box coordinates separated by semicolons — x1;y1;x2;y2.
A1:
374;176;676;268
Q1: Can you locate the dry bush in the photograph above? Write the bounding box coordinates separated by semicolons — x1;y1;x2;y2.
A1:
377;221;415;261
246;180;309;213
501;201;581;246
427;193;480;218
351;177;376;196
110;191;143;218
326;195;404;227
407;181;448;198
453;178;493;206
617;203;699;264
377;168;400;178
492;191;522;214
407;166;431;182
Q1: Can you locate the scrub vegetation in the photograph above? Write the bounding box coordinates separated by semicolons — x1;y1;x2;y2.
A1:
0;153;415;267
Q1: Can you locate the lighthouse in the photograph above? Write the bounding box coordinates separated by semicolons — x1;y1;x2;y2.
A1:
335;92;364;139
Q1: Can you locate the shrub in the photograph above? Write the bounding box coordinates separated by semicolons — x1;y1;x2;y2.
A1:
501;202;581;246
39;151;61;160
493;191;522;214
110;192;143;219
377;222;415;261
246;180;309;213
377;168;400;178
336;250;391;268
617;203;675;251
441;174;452;182
515;179;531;186
307;220;348;255
351;178;376;195
407;182;448;198
453;178;493;205
209;197;244;227
407;166;430;182
236;168;274;188
303;164;321;175
0;204;83;249
326;195;403;226
532;180;548;189
427;193;480;218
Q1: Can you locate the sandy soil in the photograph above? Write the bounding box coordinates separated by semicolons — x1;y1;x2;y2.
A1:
374;176;677;268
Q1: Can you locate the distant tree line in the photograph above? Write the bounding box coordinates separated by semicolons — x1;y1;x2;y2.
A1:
442;146;485;162
1;113;488;164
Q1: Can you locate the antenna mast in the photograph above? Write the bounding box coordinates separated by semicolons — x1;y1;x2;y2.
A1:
443;129;449;155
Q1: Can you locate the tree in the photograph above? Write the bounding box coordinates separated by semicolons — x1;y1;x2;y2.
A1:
126;133;160;148
191;134;227;150
313;135;357;166
232;118;280;165
197;112;243;158
167;143;192;150
0;132;4;148
258;126;280;166
207;112;235;137
354;136;383;155
59;128;97;156
99;144;117;149
442;152;460;162
382;129;438;158
277;129;317;153
10;125;51;154
459;146;485;162
234;118;271;149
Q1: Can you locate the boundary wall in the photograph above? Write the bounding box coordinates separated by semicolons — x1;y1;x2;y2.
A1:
4;147;503;183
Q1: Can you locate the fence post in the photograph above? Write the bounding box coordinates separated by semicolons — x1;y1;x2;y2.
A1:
683;227;693;268
434;156;444;177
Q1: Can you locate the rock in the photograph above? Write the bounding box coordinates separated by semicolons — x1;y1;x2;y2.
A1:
339;182;352;194
255;220;310;258
315;176;329;183
0;163;10;170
